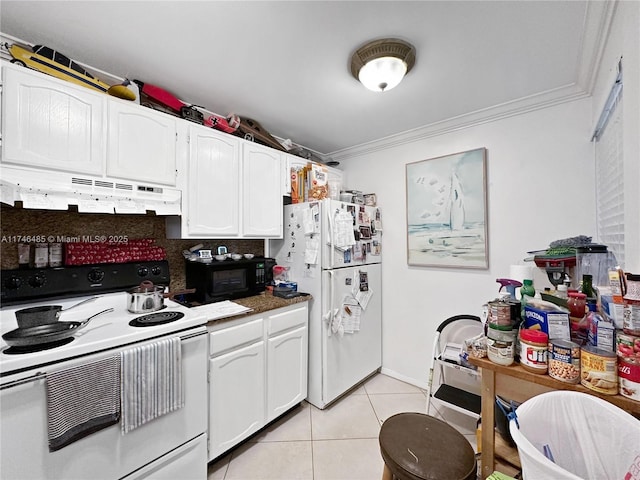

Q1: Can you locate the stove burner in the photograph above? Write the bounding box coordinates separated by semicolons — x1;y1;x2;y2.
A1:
129;311;185;327
3;337;74;355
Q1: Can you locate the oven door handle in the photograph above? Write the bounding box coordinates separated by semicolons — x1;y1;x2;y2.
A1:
178;329;207;341
1;328;206;390
1;371;46;390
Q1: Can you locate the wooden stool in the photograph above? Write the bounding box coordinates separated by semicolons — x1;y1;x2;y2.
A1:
378;412;476;480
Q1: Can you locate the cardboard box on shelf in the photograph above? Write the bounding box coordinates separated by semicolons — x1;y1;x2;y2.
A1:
523;302;570;340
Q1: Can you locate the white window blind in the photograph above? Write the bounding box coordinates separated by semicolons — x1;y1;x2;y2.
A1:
594;62;624;266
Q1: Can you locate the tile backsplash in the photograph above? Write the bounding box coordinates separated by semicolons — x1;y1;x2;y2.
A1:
0;205;265;289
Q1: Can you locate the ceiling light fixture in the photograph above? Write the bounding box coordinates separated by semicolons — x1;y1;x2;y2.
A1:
350;38;416;92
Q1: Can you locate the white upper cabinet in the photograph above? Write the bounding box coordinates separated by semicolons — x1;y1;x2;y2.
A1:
2;64;106;175
1;62;178;187
242;142;283;237
186;126;240;236
106;100;177;186
166;124;284;239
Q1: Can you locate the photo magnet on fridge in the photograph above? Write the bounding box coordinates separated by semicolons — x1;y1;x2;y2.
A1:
359;272;369;291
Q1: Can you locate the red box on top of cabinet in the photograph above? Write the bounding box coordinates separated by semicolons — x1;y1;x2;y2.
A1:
64;239;166;266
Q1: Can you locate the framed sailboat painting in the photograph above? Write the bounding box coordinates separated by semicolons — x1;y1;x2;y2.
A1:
406;148;488;268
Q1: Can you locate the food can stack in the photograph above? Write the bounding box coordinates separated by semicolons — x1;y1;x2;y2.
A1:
481;272;640;403
486;300;519;366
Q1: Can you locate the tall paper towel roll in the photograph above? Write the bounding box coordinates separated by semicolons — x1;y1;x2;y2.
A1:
509;264;533;283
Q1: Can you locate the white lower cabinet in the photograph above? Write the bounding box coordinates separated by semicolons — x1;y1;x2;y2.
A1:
208;341;265;460
207;303;308;461
266;306;308;422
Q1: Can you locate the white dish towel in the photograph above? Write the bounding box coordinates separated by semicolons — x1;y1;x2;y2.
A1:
120;337;183;434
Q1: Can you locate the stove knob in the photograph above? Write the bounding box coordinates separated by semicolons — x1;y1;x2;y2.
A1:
87;268;105;284
151;265;162;276
28;274;46;288
137;266;149;277
4;275;22;289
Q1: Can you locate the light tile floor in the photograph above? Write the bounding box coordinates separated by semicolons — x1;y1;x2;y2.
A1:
207;373;478;480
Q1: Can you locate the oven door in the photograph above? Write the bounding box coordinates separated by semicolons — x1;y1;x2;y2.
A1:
0;328;207;480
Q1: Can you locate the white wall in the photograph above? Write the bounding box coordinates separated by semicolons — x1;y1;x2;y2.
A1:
590;0;640;272
334;0;639;388
338;98;595;386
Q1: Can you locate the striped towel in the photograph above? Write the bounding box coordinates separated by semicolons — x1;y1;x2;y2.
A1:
120;337;183;434
46;356;121;452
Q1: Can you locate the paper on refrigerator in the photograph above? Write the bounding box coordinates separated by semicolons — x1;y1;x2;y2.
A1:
341;299;362;333
350;270;373;310
304;237;319;264
333;211;356;249
355;289;373;310
302;204;319;235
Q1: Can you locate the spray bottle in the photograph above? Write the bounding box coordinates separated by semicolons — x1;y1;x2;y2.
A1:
496;278;523;300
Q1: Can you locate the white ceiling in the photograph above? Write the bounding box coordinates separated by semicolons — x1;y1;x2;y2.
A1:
0;1;606;157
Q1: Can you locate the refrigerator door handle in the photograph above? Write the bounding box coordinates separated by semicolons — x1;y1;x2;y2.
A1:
327;270;334;337
327;203;335;267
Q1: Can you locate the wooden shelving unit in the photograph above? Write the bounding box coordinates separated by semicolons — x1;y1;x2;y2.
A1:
469;356;640;479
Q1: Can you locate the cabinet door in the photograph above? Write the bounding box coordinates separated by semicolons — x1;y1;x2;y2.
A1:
242;143;283;237
2;66;105;175
267;326;308;421
107;101;177;185
208;341;265;461
187;126;240;236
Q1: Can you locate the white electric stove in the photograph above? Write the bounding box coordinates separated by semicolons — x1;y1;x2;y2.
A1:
0;292;206;375
0;261;209;480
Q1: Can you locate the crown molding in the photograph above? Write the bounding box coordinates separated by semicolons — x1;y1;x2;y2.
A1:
329;1;614;162
575;0;618;94
329;83;589;161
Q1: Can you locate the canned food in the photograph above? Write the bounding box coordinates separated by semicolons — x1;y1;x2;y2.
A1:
48;242;63;267
616;333;640;360
487;325;517;342
581;345;618;395
488;301;513;327
33;243;48;268
548;340;580;384
623;303;640;336
487;337;515;366
623;273;640;336
618;356;640;401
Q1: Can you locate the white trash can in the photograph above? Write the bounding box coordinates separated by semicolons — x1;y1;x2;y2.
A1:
508;391;640;480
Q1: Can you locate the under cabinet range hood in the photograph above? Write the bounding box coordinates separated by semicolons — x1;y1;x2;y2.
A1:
0;165;181;215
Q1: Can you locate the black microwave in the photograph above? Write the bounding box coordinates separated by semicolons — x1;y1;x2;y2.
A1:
185;257;276;304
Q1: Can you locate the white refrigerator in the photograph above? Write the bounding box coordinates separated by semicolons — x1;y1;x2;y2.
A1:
269;199;382;409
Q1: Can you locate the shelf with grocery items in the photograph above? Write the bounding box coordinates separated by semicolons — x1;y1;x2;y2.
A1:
469;355;640;480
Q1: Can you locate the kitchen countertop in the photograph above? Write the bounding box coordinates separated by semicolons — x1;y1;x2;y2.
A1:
206;293;311;326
